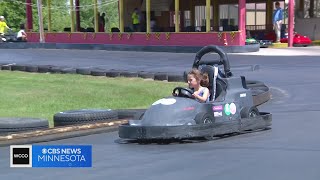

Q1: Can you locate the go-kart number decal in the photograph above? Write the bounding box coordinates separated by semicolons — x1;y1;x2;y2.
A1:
152;98;176;106
230;103;237;115
224;104;231;116
224;103;237;116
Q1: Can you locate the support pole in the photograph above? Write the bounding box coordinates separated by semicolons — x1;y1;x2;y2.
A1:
206;0;211;32
119;0;124;32
26;0;33;31
36;0;45;43
238;0;246;45
70;0;75;32
93;0;98;33
213;0;219;31
288;0;294;47
146;0;151;33
47;0;51;32
175;0;180;32
190;0;195;27
266;0;272;30
75;0;80;31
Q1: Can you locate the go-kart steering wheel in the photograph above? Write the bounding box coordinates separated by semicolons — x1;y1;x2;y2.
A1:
172;87;194;99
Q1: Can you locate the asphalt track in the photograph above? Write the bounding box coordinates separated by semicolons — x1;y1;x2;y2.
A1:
1;47;320;179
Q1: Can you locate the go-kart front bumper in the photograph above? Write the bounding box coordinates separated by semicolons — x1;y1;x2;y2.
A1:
118;113;272;140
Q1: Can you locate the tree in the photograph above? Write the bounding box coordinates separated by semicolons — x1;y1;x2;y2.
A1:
0;0;27;31
0;0;119;32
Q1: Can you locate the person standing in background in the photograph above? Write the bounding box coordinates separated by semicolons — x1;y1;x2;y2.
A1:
131;8;140;32
273;2;283;43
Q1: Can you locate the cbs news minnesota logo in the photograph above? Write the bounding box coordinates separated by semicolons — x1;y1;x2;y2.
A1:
10;145;92;168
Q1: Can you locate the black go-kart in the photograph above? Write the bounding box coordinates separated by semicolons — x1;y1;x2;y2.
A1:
118;45;272;142
0;29;26;43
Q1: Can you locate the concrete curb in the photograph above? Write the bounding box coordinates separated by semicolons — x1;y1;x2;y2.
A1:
0;43;260;53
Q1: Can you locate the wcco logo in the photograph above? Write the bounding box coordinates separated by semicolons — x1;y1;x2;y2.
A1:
10;145;32;168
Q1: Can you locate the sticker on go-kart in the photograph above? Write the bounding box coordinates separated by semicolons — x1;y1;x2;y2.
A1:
214;112;223;117
224;104;231;116
230;103;237;115
152;98;177;106
212;105;223;111
240;93;246;97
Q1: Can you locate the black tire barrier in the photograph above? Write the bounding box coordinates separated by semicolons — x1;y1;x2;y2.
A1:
1;64;12;70
38;65;54;73
105;70;121;77
11;65;26;71
25;65;39;72
60;67;77;74
168;74;185;82
0;63;272;107
0;118;49;133
91;69;107;76
120;71;139;78
154;73;168;81
50;66;67;73
115;109;146;119
76;68;92;75
53;109;119;127
138;71;155;79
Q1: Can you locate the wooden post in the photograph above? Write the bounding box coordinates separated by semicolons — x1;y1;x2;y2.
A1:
266;0;272;30
146;0;151;33
299;0;304;12
26;0;33;31
36;0;45;42
175;0;180;32
93;0;98;33
288;0;294;47
70;0;75;32
213;0;219;31
206;0;211;32
238;0;246;45
75;0;80;32
47;0;51;32
119;0;124;32
190;0;195;27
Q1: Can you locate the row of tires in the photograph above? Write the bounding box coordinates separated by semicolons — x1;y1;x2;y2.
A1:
0;64;185;82
0;109;145;134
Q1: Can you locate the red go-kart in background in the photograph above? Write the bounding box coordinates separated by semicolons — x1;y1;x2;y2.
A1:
265;32;312;47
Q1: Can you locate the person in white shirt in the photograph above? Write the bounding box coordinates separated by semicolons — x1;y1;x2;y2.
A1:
17;24;27;41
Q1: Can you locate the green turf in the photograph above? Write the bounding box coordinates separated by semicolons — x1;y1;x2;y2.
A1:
312;40;320;46
0;71;185;127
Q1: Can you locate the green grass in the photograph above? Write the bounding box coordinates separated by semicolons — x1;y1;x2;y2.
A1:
0;71;185;126
312;40;320;46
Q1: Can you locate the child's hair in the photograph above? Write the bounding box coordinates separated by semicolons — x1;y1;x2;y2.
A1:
20;23;25;30
188;69;209;87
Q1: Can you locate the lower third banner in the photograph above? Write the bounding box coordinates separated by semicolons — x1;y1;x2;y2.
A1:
32;145;92;168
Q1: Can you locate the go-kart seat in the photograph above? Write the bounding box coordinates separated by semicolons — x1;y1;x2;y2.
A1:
200;65;226;101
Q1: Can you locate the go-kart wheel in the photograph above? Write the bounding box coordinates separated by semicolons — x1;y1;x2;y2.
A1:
240;107;259;118
194;112;215;124
172;87;194;99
